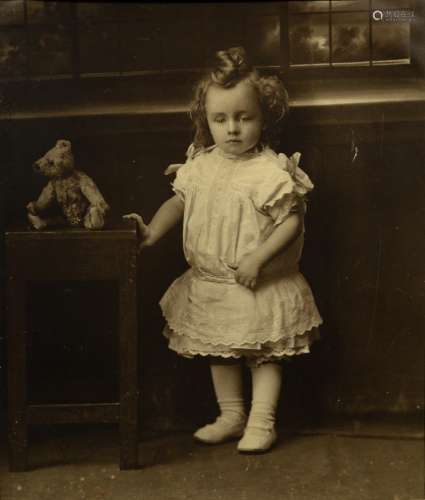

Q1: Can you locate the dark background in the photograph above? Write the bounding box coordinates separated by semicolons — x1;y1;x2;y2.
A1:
0;1;424;435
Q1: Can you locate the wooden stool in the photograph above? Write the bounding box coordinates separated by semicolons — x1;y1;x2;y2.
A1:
5;222;139;471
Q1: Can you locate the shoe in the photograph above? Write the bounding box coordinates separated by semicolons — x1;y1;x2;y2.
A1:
193;415;246;444
237;426;277;453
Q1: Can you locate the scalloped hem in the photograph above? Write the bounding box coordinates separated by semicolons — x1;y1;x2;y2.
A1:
167;348;314;368
163;322;321;367
161;303;323;348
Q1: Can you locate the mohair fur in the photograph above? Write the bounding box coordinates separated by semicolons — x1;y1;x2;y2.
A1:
27;139;109;230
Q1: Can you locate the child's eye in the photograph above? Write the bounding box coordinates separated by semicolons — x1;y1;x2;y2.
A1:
214;117;226;124
241;115;252;121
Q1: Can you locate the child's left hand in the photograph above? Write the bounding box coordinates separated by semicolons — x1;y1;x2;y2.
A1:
233;254;262;289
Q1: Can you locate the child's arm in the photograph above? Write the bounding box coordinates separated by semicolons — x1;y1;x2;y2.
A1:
123;194;184;249
235;213;302;289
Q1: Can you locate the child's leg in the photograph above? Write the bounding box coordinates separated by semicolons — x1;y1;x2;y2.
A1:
237;361;283;453
248;361;282;429
194;361;247;444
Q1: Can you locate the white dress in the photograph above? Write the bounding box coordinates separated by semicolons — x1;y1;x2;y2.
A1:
160;145;323;366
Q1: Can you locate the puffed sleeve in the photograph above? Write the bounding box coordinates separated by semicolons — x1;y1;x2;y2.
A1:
171;162;194;202
164;143;198;202
252;152;314;225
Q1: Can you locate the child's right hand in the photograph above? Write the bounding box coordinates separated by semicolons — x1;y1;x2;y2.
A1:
122;213;152;250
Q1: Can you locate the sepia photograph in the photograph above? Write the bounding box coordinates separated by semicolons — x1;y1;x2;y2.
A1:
0;1;424;499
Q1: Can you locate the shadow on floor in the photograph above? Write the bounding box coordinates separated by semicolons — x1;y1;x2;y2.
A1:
0;418;423;500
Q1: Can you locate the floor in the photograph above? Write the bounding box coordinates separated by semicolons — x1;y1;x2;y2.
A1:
0;420;423;500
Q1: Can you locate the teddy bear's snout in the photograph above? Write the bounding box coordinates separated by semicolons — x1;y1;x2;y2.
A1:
33;158;53;173
33;160;42;172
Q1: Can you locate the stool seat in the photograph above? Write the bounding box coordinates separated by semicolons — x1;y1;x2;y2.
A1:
5;222;140;471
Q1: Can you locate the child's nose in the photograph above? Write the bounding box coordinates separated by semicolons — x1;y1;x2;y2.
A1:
228;119;240;134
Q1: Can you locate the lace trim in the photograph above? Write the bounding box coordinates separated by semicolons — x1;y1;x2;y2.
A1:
166;326;320;367
161;301;323;346
168;345;312;360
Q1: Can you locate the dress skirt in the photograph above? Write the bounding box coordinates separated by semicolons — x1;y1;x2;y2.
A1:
160;266;322;367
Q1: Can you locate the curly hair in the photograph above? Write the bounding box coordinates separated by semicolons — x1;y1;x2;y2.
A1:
189;47;289;155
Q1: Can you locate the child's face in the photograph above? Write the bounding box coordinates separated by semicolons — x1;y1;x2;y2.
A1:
205;80;263;156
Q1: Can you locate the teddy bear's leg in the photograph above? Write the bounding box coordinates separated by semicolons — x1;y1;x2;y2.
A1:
83;206;105;230
27;213;66;230
27;213;48;230
79;173;109;229
80;174;109;212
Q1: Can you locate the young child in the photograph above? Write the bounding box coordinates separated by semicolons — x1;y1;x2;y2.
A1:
124;47;322;453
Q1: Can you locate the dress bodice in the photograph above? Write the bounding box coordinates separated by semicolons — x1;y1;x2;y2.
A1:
171;146;313;281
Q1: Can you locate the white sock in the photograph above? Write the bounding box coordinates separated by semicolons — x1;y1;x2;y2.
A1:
217;398;246;424
211;364;246;423
194;364;246;443
246;400;277;430
247;363;283;430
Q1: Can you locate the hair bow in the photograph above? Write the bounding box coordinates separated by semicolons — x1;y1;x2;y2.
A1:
228;47;246;68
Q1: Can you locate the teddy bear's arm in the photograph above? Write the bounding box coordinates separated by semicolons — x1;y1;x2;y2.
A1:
32;181;56;212
78;172;109;212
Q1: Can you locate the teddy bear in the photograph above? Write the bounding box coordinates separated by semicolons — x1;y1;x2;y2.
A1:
27;139;110;230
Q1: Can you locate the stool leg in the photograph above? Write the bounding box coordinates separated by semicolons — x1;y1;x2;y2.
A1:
7;277;28;472
118;253;139;470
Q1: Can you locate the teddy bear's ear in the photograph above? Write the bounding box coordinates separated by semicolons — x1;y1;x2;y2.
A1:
56;139;71;150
